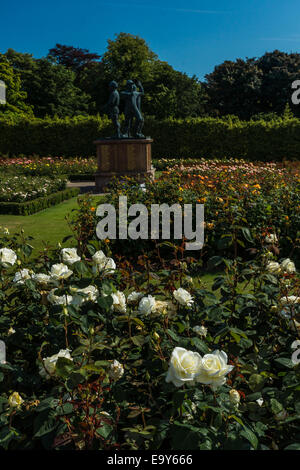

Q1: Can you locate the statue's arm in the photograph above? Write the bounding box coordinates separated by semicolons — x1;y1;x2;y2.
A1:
136;81;144;94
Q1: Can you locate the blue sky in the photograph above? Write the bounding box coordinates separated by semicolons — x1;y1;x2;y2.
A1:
1;0;300;80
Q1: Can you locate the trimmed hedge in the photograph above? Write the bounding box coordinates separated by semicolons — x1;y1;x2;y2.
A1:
0;187;80;215
1;114;300;160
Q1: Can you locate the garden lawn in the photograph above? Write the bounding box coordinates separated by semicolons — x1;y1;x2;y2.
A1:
0;196;102;255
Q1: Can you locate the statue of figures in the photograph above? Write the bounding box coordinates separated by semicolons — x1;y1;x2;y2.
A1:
121;80;145;138
104;80;121;138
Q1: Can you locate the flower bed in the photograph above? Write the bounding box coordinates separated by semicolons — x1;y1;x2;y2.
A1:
0;226;299;450
103;159;300;266
0;156;97;179
0;175;67;203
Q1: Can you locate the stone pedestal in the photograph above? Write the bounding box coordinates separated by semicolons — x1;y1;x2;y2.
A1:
94;138;155;192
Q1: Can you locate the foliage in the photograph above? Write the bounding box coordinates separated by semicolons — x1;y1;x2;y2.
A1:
0;56;33;116
0;156;97;178
0;213;299;450
1;114;300;160
104;159;300;265
0;176;66;203
47;44;101;73
0;188;80;216
205;50;300;119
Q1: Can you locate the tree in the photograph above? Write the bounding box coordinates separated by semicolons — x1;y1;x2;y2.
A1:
0;56;33;115
23;58;92;117
102;32;157;85
256;50;300;117
144;60;206;118
204;58;263;119
47;44;101;72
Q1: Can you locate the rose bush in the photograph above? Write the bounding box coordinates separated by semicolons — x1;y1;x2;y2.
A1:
0;222;299;451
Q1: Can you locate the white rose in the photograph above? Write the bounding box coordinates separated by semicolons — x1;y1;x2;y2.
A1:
40;349;72;378
166;347;202;388
109;360;124;381
8;392;24;408
61;248;81;265
0;248;17;267
281;258;296;274
71;285;99;306
138;295;156;315
111;291;126;313
92;251;116;274
13;268;32;284
266;261;280;274
256;398;264;407
265;234;278;244
50;263;73;281
195;350;234;390
173;288;194;307
280;295;300;305
229;389;240;406
193;325;208;337
92;250;106;265
32;273;52;284
127;291;144;304
47;288;73;306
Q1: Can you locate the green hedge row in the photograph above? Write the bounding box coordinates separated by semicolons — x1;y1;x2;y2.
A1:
0;187;80;216
1;114;300;160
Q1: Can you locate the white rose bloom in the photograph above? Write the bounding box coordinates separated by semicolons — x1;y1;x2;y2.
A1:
109;360;124;381
47;289;73;306
111;291;126;313
40;349;72;378
265;234;278;244
173;288;194;307
266;261;280;274
280;295;300;305
281;258;296;274
256;398;264;407
13;268;32;284
127;291;144;304
104;257;116;272
72;285;99;306
229;389;240;406
138;295;156;315
193;325;208;337
50;263;73;281
8;392;24;408
195;350;234;390
61;248;81;265
166;347;202;388
0;248;17;267
92;251;116;274
279;296;300;320
32;273;52;284
92;250;106;265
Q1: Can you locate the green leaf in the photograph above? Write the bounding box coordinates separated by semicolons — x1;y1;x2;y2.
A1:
284;443;300;450
240;427;258;450
270;398;283;415
241;227;254;244
249;374;265;392
55;357;75;379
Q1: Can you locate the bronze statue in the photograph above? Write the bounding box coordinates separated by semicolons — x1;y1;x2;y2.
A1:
104;80;121;138
121;80;145;138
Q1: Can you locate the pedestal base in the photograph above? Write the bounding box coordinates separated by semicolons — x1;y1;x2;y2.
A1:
94;138;155;192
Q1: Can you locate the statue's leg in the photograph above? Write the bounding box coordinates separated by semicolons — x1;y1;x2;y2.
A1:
122;114;132;138
134;111;145;138
113;114;121;138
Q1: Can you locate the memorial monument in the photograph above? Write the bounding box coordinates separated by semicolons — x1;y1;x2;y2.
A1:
94;79;154;192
